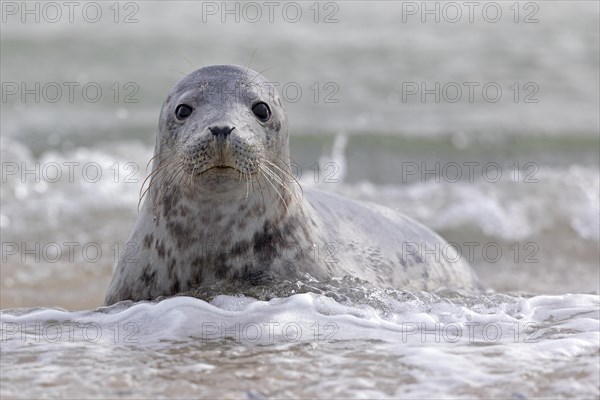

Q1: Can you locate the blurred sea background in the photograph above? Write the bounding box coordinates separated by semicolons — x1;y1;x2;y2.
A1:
1;1;599;398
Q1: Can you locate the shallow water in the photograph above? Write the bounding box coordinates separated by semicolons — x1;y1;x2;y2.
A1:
2;290;599;399
1;1;599;398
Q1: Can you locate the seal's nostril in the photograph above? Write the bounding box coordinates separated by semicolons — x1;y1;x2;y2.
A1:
209;126;235;138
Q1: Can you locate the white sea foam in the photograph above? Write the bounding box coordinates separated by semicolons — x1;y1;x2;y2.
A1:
1;292;598;398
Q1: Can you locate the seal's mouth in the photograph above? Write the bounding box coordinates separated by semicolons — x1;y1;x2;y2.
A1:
208;166;236;171
197;165;238;175
198;165;259;177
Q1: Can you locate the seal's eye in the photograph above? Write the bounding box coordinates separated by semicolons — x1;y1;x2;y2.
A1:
175;104;193;120
252;102;271;122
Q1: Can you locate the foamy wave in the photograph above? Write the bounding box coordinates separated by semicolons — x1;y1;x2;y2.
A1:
2;292;597;347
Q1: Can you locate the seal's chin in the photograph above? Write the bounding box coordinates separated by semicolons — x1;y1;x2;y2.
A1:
190;165;254;195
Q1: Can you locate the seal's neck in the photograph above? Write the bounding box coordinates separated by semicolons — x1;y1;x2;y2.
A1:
147;171;312;245
138;167;326;287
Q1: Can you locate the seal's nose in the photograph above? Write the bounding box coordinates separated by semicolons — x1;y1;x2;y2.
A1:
209;126;235;139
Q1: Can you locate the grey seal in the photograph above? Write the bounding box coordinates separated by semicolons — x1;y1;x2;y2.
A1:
104;65;479;305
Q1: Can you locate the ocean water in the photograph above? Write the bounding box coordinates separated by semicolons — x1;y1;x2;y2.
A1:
1;1;599;399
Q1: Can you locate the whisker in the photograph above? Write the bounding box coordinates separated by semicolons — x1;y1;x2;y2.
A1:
167;68;188;77
140;154;176;186
162;163;187;208
153;162;185;209
250;67;274;85
259;165;289;213
257;168;276;207
263;151;304;202
168;165;189;216
139;158;177;211
140;156;175;198
260;161;297;201
254;165;267;213
245;49;258;76
145;152;162;172
245;168;250;200
177;52;196;71
188;163;194;192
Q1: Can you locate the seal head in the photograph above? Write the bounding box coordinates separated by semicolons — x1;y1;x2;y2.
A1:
159;65;288;194
105;65;327;305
